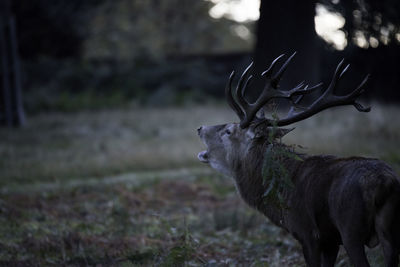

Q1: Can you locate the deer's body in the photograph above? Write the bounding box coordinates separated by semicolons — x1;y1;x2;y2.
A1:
234;139;400;266
197;54;400;266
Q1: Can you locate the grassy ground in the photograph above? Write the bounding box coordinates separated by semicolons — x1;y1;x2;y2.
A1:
1;103;399;266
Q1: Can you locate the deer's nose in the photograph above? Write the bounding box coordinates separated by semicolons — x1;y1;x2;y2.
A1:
197;126;203;135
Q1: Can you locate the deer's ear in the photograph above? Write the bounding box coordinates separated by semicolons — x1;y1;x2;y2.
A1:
271;127;295;139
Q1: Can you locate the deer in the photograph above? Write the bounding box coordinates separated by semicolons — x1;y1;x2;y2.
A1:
197;52;400;267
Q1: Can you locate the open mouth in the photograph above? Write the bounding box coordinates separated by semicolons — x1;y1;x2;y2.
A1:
197;150;209;163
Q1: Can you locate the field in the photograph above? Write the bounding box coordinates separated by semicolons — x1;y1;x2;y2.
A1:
1;103;400;266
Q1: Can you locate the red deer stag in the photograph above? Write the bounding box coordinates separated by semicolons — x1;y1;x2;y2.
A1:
197;53;400;267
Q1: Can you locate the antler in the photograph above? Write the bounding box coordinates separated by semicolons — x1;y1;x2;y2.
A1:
225;52;370;129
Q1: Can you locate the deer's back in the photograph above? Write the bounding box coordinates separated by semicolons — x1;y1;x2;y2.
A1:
294;155;400;205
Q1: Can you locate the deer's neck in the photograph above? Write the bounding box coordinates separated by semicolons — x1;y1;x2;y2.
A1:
232;142;303;228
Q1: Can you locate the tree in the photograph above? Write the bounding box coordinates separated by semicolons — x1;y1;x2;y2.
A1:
321;0;400;48
252;0;321;102
83;0;252;61
253;0;400;102
0;0;25;126
12;0;103;60
322;0;400;101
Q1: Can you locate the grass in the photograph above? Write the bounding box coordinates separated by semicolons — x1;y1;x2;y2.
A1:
0;103;399;265
0;105;233;187
0;169;304;266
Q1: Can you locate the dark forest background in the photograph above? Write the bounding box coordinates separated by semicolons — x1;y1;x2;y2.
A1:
1;0;400;126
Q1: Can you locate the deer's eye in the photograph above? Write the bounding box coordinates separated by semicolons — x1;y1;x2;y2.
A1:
225;129;231;135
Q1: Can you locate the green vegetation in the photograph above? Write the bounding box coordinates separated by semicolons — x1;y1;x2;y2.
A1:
18;0;255;115
261;114;302;209
261;143;298;209
0;104;399;265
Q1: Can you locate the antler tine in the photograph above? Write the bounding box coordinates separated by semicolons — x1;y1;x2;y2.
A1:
290;82;323;97
271;52;297;88
239;53;320;128
234;62;253;110
261;54;285;78
324;58;346;95
318;60;370;111
225;71;245;120
287;95;305;119
346;74;371;112
241;75;253;100
269;61;370;127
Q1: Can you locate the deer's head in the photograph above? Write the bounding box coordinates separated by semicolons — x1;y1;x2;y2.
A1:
197;52;370;176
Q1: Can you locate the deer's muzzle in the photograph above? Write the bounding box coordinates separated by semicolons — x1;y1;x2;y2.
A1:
197;150;209;163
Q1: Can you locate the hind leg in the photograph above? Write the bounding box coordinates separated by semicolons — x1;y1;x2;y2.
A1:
321;243;339;267
337;210;370;266
376;205;399;266
343;244;370;267
341;235;370;267
378;225;399;267
301;241;321;267
376;195;400;267
380;238;399;267
342;239;370;267
339;222;371;267
333;191;372;266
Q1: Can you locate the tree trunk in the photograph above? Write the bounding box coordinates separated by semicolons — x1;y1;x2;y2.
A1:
252;0;320;102
0;0;25;127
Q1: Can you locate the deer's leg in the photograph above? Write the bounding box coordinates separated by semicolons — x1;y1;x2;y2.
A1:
338;219;370;266
301;240;321;267
377;219;399;267
339;222;370;267
380;239;399;267
376;195;400;267
333;188;371;267
341;239;370;267
320;243;339;267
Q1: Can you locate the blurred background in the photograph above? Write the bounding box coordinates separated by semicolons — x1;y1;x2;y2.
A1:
1;0;400;265
1;0;400;118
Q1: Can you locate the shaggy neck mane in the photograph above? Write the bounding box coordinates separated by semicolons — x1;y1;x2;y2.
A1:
231;139;304;227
